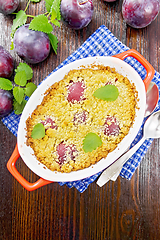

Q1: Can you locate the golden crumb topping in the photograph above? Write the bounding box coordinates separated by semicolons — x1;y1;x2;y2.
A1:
26;66;138;173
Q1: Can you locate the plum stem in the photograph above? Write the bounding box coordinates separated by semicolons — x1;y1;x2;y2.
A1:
25;0;31;12
26;14;35;18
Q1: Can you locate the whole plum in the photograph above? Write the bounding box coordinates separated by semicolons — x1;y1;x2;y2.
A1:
0;46;14;78
61;0;94;30
122;0;160;28
0;89;13;117
0;0;19;15
13;24;51;64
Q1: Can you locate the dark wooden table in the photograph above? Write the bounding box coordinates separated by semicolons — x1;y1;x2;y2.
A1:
1;0;160;239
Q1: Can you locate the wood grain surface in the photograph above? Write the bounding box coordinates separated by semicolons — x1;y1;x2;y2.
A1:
1;0;160;239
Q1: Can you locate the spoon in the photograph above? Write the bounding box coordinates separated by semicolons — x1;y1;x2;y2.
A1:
108;81;159;181
97;82;159;187
145;82;159;117
97;110;160;187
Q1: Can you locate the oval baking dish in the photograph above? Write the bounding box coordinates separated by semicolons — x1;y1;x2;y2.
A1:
7;49;155;191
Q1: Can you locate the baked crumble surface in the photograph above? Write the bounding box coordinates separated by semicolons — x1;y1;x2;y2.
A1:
26;66;138;173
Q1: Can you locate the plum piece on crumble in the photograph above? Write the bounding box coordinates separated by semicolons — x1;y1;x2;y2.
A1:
104;116;120;136
56;142;78;165
67;81;86;103
73;110;88;125
41;117;58;130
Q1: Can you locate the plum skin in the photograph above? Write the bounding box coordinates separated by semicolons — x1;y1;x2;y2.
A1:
122;0;160;28
13;24;51;64
0;89;13;118
61;0;94;30
0;46;14;78
0;0;19;15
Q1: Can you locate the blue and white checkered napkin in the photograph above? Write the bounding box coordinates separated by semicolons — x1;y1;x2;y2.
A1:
2;25;160;193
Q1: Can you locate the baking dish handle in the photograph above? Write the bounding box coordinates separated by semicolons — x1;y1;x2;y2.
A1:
7;144;52;191
113;49;155;91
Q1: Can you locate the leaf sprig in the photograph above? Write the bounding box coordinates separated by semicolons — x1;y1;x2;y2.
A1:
11;0;61;54
31;123;45;139
83;132;102;153
0;63;37;115
93;84;119;101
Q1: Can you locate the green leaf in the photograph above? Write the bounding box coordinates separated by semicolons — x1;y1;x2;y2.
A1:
45;0;54;12
51;8;57;20
0;78;13;90
31;123;46;139
51;0;61;20
93;85;119;101
48;33;58;54
13;99;27;115
13;87;24;104
83;132;102;153
15;62;33;80
29;15;53;33
14;70;27;87
50;19;60;27
11;10;27;38
25;82;37;97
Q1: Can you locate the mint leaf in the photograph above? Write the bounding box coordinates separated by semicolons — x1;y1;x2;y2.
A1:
48;33;58;54
15;62;33;80
50;19;60;27
50;8;57;20
83;132;102;153
13;99;27;115
13;87;24;104
25;82;37;97
14;70;27;87
0;78;13;90
29;15;53;33
31;123;45;139
51;0;61;20
11;10;27;38
45;0;54;12
93;85;119;101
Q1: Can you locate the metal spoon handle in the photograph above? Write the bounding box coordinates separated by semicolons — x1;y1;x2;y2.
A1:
97;136;146;187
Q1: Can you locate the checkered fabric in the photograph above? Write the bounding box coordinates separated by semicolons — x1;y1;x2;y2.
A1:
2;25;160;192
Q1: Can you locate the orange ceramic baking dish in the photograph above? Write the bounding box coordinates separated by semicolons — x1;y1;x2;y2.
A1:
7;49;155;191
